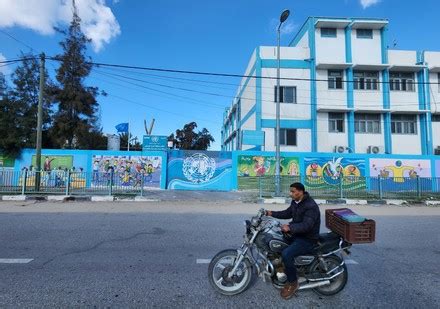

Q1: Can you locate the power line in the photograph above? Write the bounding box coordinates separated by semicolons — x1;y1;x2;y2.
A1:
94;66;433;109
46;56;440;86
0;28;35;52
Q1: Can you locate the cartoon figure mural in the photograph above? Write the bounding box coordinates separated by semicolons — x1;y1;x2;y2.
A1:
304;157;365;189
369;158;431;191
91;155;162;188
237;155;300;177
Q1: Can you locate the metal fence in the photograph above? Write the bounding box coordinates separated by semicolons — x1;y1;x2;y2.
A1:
0;170;160;196
238;175;440;200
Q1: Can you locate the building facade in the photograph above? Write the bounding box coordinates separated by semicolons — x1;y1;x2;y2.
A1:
221;17;440;155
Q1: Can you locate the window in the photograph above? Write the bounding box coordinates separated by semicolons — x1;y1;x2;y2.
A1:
356;29;373;39
354;114;381;133
278;129;297;146
328;113;345;133
391;114;417;134
438;73;440;92
328;70;343;89
431;114;440;122
354;71;379;90
390;72;415;92
321;28;337;38
274;86;296;103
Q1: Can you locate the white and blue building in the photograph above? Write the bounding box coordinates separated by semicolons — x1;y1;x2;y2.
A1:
221;17;440;155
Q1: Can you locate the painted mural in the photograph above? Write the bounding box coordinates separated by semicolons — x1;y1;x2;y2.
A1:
0;156;15;186
237;155;300;177
304;157;366;189
369;158;432;191
18;155;87;188
167;151;232;190
91;155;162;188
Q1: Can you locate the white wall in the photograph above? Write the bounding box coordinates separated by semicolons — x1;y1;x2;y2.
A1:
260;46;309;60
295;30;309;49
428;73;440;111
388;50;417;65
390;89;420;112
353;74;384;111
316;69;347;110
315;28;346;64
391;121;421;154
261;68;311;120
354;114;385;153
240;73;256;121
262;128;312;152
241;114;256;130
432;121;440;148
317;112;348;152
351;29;382;64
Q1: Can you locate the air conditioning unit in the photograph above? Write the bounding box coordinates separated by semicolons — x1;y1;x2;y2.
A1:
334;145;346;153
367;145;385;154
435;146;440;155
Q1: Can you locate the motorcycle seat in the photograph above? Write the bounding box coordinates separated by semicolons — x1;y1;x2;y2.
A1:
313;232;342;253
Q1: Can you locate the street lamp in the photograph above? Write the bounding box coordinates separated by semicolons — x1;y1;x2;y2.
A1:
275;9;290;196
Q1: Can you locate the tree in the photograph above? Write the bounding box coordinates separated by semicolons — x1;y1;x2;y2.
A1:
119;133;142;150
50;1;103;149
10;53;54;148
169;122;214;150
0;73;25;157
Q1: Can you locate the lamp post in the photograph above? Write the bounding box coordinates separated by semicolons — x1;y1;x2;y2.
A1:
275;9;290;196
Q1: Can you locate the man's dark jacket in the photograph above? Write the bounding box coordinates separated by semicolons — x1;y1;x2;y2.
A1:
271;192;321;241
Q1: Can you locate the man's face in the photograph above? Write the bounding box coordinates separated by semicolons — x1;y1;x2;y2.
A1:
290;187;304;201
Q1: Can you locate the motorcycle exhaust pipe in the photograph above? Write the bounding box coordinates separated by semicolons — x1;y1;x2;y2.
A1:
298;280;331;290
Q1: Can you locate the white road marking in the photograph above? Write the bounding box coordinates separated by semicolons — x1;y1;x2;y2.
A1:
0;259;34;264
345;259;359;265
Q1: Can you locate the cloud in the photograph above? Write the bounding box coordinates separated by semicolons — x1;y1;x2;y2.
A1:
0;53;11;75
0;0;121;52
269;18;298;36
360;0;382;9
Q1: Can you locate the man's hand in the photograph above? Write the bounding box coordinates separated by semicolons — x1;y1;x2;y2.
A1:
265;210;272;217
281;224;291;233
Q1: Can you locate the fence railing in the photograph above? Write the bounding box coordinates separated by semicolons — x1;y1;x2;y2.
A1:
0;170;160;196
238;175;440;200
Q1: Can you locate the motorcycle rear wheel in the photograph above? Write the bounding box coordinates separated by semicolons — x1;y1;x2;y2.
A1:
208;249;253;296
310;255;348;296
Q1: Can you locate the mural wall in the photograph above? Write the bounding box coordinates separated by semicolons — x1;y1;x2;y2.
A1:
91;155;162;188
0;156;15;186
304;157;366;190
369;158;432;191
167;151;233;190
237;155;300;177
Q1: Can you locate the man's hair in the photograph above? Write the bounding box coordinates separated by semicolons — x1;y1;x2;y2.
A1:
290;182;305;192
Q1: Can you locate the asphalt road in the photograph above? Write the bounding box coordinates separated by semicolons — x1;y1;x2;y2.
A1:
0;200;439;308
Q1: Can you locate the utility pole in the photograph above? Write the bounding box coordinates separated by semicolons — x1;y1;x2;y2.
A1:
35;53;45;191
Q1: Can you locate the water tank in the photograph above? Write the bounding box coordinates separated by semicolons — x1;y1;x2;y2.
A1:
107;134;120;150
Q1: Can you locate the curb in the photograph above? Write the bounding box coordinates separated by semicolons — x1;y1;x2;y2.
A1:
425;200;440;206
1;195;28;201
257;197;288;204
385;199;408;206
91;196;115;202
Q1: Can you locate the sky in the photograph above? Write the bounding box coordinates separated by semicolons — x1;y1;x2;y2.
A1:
0;0;439;150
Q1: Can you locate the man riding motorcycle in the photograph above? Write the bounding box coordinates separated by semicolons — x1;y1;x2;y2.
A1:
266;182;321;300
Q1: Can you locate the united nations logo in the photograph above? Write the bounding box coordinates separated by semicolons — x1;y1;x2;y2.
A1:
183;153;216;183
151;136;159;143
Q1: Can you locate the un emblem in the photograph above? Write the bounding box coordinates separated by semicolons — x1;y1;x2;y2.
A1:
183;153;216;183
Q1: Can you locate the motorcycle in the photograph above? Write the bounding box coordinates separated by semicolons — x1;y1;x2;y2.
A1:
208;208;352;296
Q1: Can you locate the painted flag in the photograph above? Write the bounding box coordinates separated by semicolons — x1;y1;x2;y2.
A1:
115;123;129;133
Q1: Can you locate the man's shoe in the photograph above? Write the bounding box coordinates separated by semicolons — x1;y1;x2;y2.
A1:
280;281;299;300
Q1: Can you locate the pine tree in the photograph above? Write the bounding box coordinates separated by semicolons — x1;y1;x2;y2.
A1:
10;53;54;148
169;122;214;150
0;73;25;157
51;1;104;149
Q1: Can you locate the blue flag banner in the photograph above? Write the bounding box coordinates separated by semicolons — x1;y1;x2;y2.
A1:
115;123;129;133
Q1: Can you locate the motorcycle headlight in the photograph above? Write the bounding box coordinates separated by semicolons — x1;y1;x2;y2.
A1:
251;217;260;227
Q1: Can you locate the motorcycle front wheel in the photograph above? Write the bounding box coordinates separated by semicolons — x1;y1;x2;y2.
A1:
208;249;253;296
